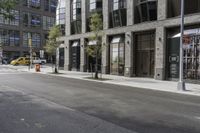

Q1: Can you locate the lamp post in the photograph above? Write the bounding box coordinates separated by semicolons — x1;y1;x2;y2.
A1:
28;33;33;70
177;0;186;91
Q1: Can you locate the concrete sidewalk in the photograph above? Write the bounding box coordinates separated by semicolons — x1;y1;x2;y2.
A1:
5;64;200;97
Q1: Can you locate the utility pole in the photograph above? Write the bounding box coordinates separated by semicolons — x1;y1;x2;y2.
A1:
28;33;33;70
177;0;186;91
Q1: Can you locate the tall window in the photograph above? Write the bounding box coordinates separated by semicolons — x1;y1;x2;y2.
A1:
56;0;66;35
87;0;102;32
135;0;157;23
71;0;81;34
110;0;127;28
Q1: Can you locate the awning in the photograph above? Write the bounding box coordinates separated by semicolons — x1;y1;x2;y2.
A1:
172;28;200;38
88;40;97;46
72;41;79;47
111;37;121;44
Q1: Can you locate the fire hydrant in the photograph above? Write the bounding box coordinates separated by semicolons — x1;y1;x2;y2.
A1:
35;64;40;72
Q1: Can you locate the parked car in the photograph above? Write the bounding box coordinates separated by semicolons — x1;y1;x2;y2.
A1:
10;57;30;66
32;57;47;65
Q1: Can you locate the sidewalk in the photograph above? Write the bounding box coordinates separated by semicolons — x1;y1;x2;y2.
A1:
6;65;200;97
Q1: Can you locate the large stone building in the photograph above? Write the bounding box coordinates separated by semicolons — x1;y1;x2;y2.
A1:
0;0;57;62
58;0;200;82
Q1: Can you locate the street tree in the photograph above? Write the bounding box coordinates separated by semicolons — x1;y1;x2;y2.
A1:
45;25;62;73
0;0;17;19
86;13;103;79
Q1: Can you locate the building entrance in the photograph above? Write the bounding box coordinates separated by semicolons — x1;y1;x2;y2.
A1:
110;36;125;76
71;41;80;71
135;32;155;77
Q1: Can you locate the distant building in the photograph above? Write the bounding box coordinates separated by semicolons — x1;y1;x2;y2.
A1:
58;0;200;82
0;0;57;62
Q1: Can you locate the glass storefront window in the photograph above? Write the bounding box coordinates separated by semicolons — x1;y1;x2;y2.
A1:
167;28;200;81
110;36;125;75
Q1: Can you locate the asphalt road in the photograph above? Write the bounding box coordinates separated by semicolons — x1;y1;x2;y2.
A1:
0;65;200;133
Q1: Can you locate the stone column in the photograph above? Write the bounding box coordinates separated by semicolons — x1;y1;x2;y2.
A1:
155;27;166;80
65;0;71;36
157;0;167;20
64;39;70;71
101;0;109;74
101;35;109;74
103;0;109;29
124;32;133;77
81;0;86;33
127;0;134;26
80;38;86;72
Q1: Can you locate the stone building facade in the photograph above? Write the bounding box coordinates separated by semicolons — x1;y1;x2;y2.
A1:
58;0;200;82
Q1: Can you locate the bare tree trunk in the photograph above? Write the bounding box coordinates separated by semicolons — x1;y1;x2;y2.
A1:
54;48;59;73
95;49;98;79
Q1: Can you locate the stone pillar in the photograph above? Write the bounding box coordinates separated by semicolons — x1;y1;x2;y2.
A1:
127;0;134;26
157;0;167;20
101;35;109;74
124;32;133;77
155;27;166;80
81;0;86;33
80;38;86;72
103;0;109;29
65;0;71;36
64;39;70;71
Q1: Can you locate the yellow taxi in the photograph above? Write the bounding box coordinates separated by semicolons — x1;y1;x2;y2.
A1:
10;57;30;65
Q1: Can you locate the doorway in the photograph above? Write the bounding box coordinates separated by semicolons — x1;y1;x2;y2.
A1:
135;32;155;77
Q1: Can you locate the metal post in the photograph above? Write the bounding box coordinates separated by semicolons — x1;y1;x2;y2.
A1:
177;0;186;91
28;33;33;70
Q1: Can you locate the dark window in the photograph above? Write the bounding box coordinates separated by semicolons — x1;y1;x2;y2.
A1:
23;32;41;48
135;0;157;23
71;0;81;34
0;29;20;47
23;12;41;27
44;0;58;13
0;10;19;26
168;0;200;18
110;0;127;28
24;0;41;8
31;14;41;27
